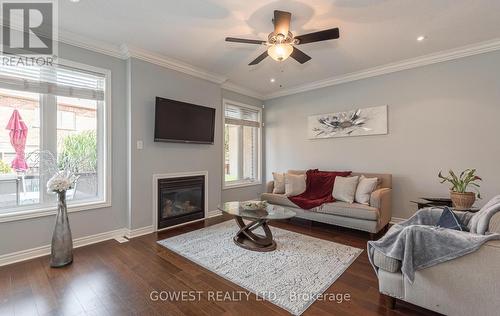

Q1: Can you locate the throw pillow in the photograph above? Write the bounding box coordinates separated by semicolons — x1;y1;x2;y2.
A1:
285;173;306;196
355;175;378;205
332;176;359;203
437;207;466;231
272;172;285;194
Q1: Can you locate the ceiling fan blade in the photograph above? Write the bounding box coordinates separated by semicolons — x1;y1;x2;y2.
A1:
225;37;266;45
249;51;268;65
295;28;340;45
273;10;291;36
290;47;311;64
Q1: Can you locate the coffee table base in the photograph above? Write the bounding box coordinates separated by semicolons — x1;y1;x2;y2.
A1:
233;216;277;252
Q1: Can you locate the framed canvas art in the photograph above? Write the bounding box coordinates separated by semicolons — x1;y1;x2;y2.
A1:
308;105;388;139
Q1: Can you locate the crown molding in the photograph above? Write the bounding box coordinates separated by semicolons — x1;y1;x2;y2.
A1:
121;44;227;84
58;30;124;59
57;33;263;98
56;30;500;101
264;38;500;100
59;35;265;98
221;81;265;100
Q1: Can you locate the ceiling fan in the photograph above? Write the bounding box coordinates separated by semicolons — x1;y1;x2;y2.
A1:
225;10;340;65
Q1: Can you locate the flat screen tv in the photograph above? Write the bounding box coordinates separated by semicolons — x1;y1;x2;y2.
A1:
154;97;216;144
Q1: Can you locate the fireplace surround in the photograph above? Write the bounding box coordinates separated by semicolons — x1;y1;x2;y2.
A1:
153;172;208;230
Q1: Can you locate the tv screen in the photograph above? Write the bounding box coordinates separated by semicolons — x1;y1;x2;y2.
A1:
154;97;215;144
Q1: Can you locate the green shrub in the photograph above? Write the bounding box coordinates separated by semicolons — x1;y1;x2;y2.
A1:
0;160;12;174
58;130;97;173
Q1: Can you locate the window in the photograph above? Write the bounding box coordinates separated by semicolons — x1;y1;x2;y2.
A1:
0;60;110;221
57;110;76;130
223;100;262;188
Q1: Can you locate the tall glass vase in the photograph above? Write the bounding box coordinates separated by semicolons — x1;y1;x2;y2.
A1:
50;190;73;267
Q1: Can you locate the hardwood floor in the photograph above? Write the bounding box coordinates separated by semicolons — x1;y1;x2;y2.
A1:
0;215;439;316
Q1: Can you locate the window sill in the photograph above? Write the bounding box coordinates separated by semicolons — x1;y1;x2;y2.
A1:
0;200;112;223
223;181;262;190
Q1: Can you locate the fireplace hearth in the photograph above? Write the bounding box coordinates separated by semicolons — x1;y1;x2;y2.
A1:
157;175;205;229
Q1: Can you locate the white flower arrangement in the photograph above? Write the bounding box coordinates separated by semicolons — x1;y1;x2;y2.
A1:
26;150;81;194
47;170;79;193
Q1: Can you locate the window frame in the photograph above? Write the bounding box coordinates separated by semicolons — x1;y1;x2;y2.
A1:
222;99;262;190
0;58;112;223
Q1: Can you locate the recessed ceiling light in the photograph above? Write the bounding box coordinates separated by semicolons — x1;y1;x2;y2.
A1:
417;35;426;42
270;78;276;83
70;0;80;2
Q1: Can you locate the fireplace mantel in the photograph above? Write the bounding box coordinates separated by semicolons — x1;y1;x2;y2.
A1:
152;171;208;231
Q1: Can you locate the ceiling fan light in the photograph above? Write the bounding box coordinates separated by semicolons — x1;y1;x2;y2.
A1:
267;44;293;62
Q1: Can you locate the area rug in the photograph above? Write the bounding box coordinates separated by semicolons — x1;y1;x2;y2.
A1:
157;220;362;315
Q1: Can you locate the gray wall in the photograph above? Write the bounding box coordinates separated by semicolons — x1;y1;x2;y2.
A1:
221;89;265;203
127;60;265;229
264;51;500;219
0;43;128;255
128;58;222;229
0;47;266;256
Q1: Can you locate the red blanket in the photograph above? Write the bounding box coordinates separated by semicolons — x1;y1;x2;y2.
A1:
288;169;352;210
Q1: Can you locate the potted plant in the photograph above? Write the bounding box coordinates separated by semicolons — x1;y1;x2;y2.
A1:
438;169;482;210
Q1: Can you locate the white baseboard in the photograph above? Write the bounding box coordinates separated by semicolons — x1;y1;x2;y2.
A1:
0;211;225;267
208;209;222;218
390;217;406;224
0;228;126;267
125;225;155;239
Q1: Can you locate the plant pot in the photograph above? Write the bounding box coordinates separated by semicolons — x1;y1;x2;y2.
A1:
450;191;476;210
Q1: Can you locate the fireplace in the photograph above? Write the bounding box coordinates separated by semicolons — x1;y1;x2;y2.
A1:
157;175;205;229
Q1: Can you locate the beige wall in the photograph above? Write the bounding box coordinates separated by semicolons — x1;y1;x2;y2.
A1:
264;51;500;219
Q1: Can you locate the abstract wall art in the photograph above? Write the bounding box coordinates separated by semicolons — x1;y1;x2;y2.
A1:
308;105;388;139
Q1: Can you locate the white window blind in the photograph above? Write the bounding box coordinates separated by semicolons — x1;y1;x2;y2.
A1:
224;104;261;128
0;63;105;100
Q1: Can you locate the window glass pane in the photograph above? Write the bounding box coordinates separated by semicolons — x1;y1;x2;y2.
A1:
0;88;41;210
57;111;76;130
243;126;257;181
224;124;239;182
56;96;98;202
0;64;107;217
224;102;261;186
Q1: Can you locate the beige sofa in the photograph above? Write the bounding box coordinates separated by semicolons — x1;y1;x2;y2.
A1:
261;170;392;235
374;211;500;315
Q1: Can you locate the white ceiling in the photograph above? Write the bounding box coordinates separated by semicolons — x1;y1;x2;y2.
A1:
59;0;500;97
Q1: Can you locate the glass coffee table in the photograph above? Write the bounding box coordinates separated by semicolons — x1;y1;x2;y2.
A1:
219;201;296;252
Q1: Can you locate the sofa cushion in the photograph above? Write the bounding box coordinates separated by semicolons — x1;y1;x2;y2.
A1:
272;172;285;194
287;169;307;175
316;201;379;220
436;207;466;231
355;175;378;205
332;176;359;203
285;173;306;196
261;193;299;208
287;170;392;189
373;250;401;273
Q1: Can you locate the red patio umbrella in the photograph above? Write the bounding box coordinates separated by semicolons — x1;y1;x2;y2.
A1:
6;109;29;171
